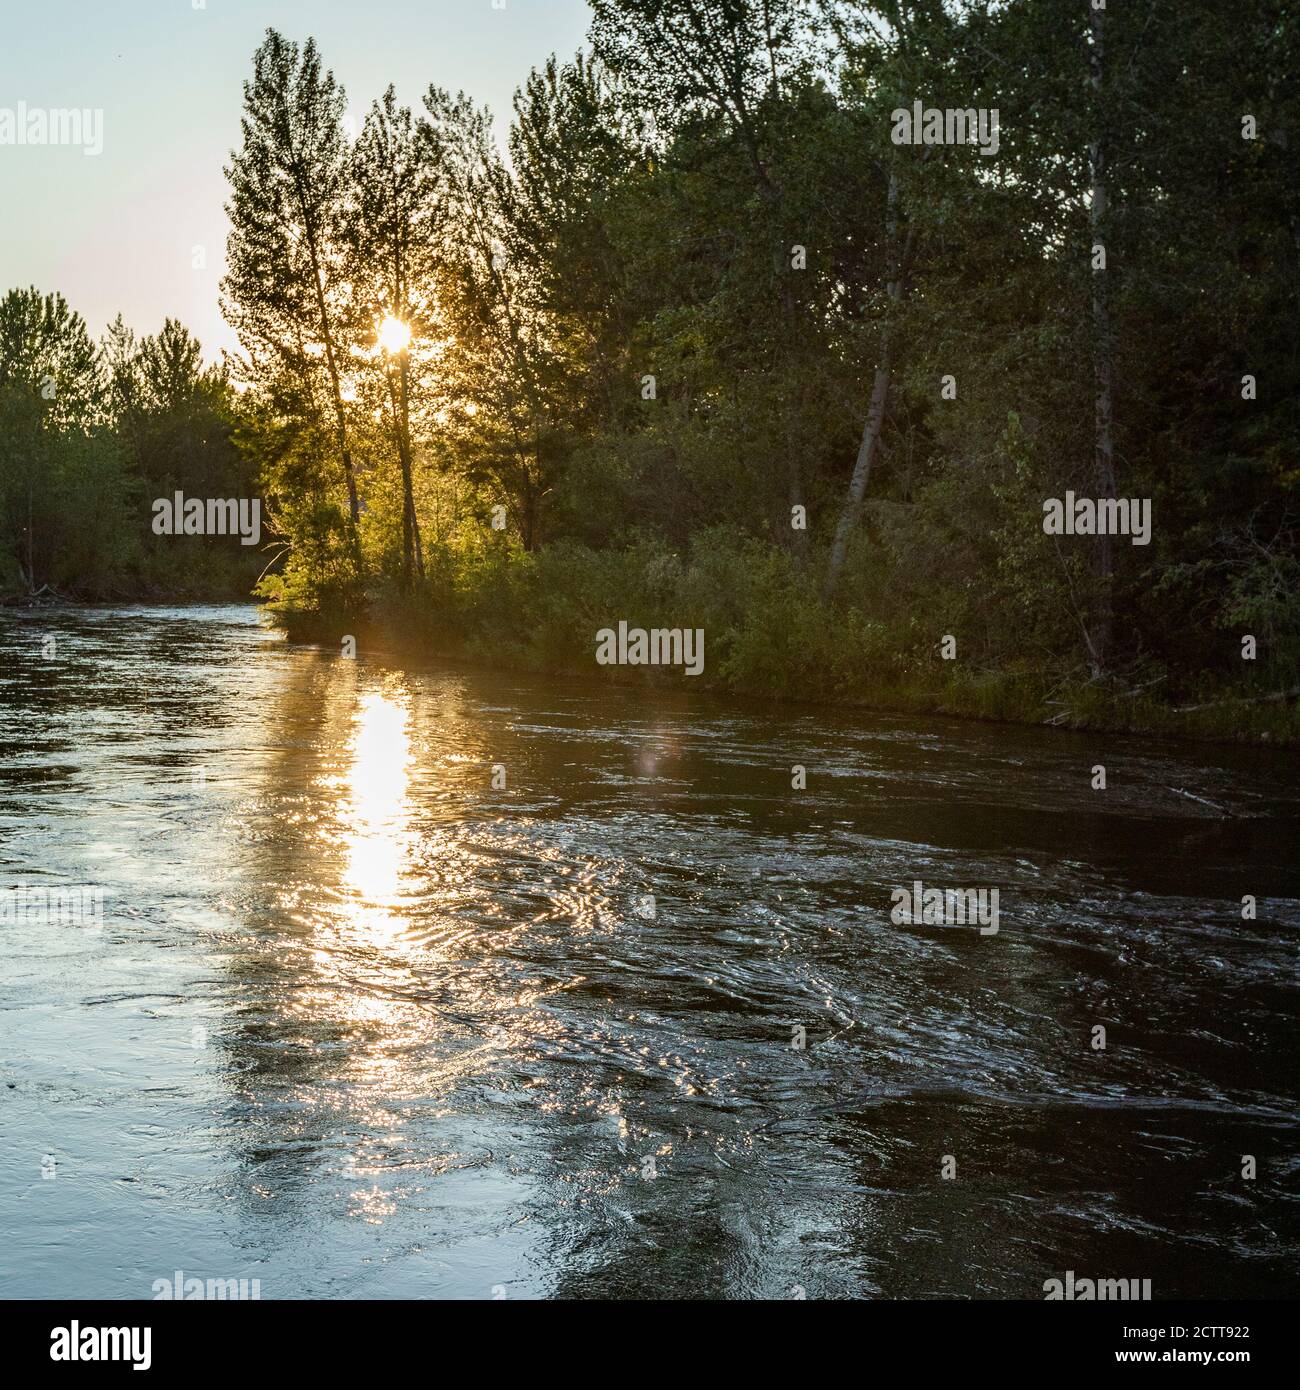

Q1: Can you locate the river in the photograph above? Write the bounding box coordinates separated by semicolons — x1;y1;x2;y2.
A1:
1;603;1296;1298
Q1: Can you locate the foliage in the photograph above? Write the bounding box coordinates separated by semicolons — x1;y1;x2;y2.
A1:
5;3;1296;741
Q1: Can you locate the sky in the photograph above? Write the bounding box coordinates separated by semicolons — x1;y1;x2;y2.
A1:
0;0;593;364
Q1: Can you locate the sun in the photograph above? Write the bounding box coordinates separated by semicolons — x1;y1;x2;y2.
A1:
376;315;411;354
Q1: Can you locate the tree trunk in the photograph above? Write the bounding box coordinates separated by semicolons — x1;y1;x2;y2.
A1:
26;482;35;595
395;355;423;585
824;169;905;600
311;280;361;535
1088;1;1117;673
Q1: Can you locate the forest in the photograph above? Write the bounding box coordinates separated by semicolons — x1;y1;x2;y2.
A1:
2;0;1297;738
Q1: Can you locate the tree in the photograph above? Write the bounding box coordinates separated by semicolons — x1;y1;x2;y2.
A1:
347;87;443;586
590;0;822;547
0;288;134;596
421;86;571;551
0;287;103;430
223;29;362;559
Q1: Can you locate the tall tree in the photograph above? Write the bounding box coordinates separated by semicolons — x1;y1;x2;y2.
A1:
421;86;577;551
348;87;442;585
223;29;362;557
589;0;820;547
820;0;945;599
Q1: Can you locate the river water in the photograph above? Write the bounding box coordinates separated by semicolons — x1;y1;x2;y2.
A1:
0;603;1296;1299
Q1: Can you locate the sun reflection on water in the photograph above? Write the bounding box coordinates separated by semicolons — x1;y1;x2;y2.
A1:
341;688;414;940
301;680;620;1121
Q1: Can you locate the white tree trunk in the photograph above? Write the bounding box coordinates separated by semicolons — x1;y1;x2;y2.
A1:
825;169;906;599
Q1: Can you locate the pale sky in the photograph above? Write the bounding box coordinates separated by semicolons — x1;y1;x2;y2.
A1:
0;0;592;364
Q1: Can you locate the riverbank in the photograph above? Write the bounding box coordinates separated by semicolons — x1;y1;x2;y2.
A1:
269;594;1300;748
8;549;1293;745
7;584;1293;744
1;556;263;608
